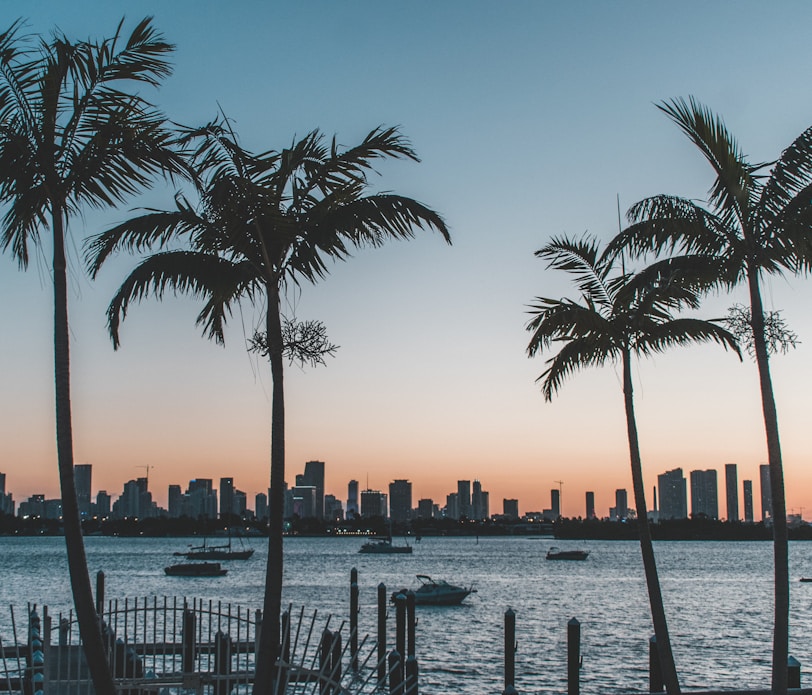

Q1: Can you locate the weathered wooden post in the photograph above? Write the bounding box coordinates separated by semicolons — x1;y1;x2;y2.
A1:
331;631;343;688
281;609;291;665
96;571;105;620
649;635;664;693
319;628;332;695
58;618;70;647
350;567;359;670
394;592;406;674
182;608;196;673
388;650;402;695
406;591;416;659
405;655;419;695
378;583;387;687
29;609;44;695
503;608;518;695
214;631;232;695
788;656;801;688
567;618;580;695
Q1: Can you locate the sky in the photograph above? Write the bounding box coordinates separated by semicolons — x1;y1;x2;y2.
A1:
2;1;812;520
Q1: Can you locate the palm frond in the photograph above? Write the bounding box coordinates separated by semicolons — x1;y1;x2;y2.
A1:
536;235;614;311
633;317;740;359
536;335;618;401
526;298;614;355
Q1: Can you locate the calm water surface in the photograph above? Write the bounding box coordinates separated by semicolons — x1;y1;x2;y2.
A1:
2;536;811;694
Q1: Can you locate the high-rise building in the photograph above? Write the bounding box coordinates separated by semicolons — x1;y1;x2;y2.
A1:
743;480;754;522
233;490;247;517
219;477;234;518
324;494;343;521
759;464;772;522
690;469;718;519
360;489;386;518
0;473;13;516
503;499;519;520
550;489;561;519
346;480;359;519
472;480;489;520
389;480;412;523
292;486;317;518
614;489;628;520
185;479;217;519
446;492;459;520
112;478;154;519
255;492;268;521
302;461;325;519
457;481;471;519
658;468;688;520
168;485;182;518
585;491;595;520
74;464;92;517
95;490;110;518
725;463;739;521
417;498;434;519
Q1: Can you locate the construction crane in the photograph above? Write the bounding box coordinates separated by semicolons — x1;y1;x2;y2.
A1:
136;465;154;488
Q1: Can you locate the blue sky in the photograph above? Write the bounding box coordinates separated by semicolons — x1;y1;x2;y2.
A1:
2;1;812;518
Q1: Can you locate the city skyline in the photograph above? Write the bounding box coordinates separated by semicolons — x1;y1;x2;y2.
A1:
2;3;812;519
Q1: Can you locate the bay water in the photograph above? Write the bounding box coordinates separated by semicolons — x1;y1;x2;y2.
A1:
2;536;811;694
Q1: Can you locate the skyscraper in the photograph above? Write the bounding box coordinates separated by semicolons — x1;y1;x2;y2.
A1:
743;480;754;522
658;468;688;520
417;498;434;519
725;463;739;521
346;480;359;519
759;464;772;521
550;488;561;519
585;491;595;520
303;461;325;519
690;469;718;519
614;489;628;520
457;480;471;519
168;484;182;518
74;464;92;517
255;492;269;522
503;499;519;520
220;477;234;518
389;480;412;523
472;480;488;520
360;489;386;518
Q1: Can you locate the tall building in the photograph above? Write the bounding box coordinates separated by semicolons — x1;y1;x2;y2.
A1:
185;478;217;519
417;498;434;519
658;468;688;520
74;464;92;517
95;491;110;518
219;477;235;518
725;463;739;521
324;494;343;521
360;489;386;518
457;481;471;519
690;469;718;519
446;492;459;520
168;485;182;518
743;480;754;523
550;489;561;519
292;485;317;518
0;473;13;516
503;499;519;520
112;478;154;519
759;464;772;522
585;491;595;520
472;480;489;520
614;489;628;520
389;480;412;523
302;461;325;519
346;480;359;519
255;492;268;521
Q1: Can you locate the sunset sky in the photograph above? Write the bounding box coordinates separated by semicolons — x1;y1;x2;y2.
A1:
2;1;812;519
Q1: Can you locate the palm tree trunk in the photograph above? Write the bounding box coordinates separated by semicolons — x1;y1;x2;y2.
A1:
52;209;116;695
622;348;681;695
747;268;789;695
254;286;285;695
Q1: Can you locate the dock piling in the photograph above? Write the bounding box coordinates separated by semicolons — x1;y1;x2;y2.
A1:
503;608;518;695
567;618;580;695
350;568;359;671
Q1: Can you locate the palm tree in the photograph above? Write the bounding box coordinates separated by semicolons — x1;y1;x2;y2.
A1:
526;235;740;695
86;122;451;694
607;97;812;695
0;18;185;694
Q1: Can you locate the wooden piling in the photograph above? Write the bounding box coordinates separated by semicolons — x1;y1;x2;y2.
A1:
649;635;664;693
567;618;580;695
406;591;416;659
394;592;406;670
96;571;105;621
214;631;232;695
350;568;359;670
319;629;332;695
388;650;402;695
331;630;342;687
405;655;419;695
788;656;801;689
378;583;387;687
503;608;517;695
181;608;196;673
281;609;291;665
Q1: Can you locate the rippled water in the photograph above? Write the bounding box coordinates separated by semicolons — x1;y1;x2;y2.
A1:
2;536;811;694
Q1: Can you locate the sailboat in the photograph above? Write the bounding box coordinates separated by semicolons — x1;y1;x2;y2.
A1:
175;531;255;560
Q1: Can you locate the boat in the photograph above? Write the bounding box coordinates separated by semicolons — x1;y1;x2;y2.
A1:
358;536;413;554
174;533;255;561
164;562;227;577
546;546;589;561
800;577;812;582
391;575;476;605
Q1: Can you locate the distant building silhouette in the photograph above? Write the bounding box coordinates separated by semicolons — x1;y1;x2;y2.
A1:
472;480;489;520
550;489;561;519
759;464;772;522
503;498;519;520
585;491;595;520
725;463;739;521
74;464;92;517
446;492;459;520
360;489;386;518
417;498;434;519
743;480;754;522
255;492;268;522
346;480;359;519
658;468;688;520
690;469;718;519
457;480;471;519
324;494;343;521
0;472;13;516
388;480;412;523
95;490;110;518
219;477;234;518
302;461;325;519
168;484;182;518
292;485;317;518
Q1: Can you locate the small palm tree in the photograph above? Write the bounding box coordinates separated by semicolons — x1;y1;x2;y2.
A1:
87;122;450;694
526;235;740;695
0;18;185;694
608;97;812;695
